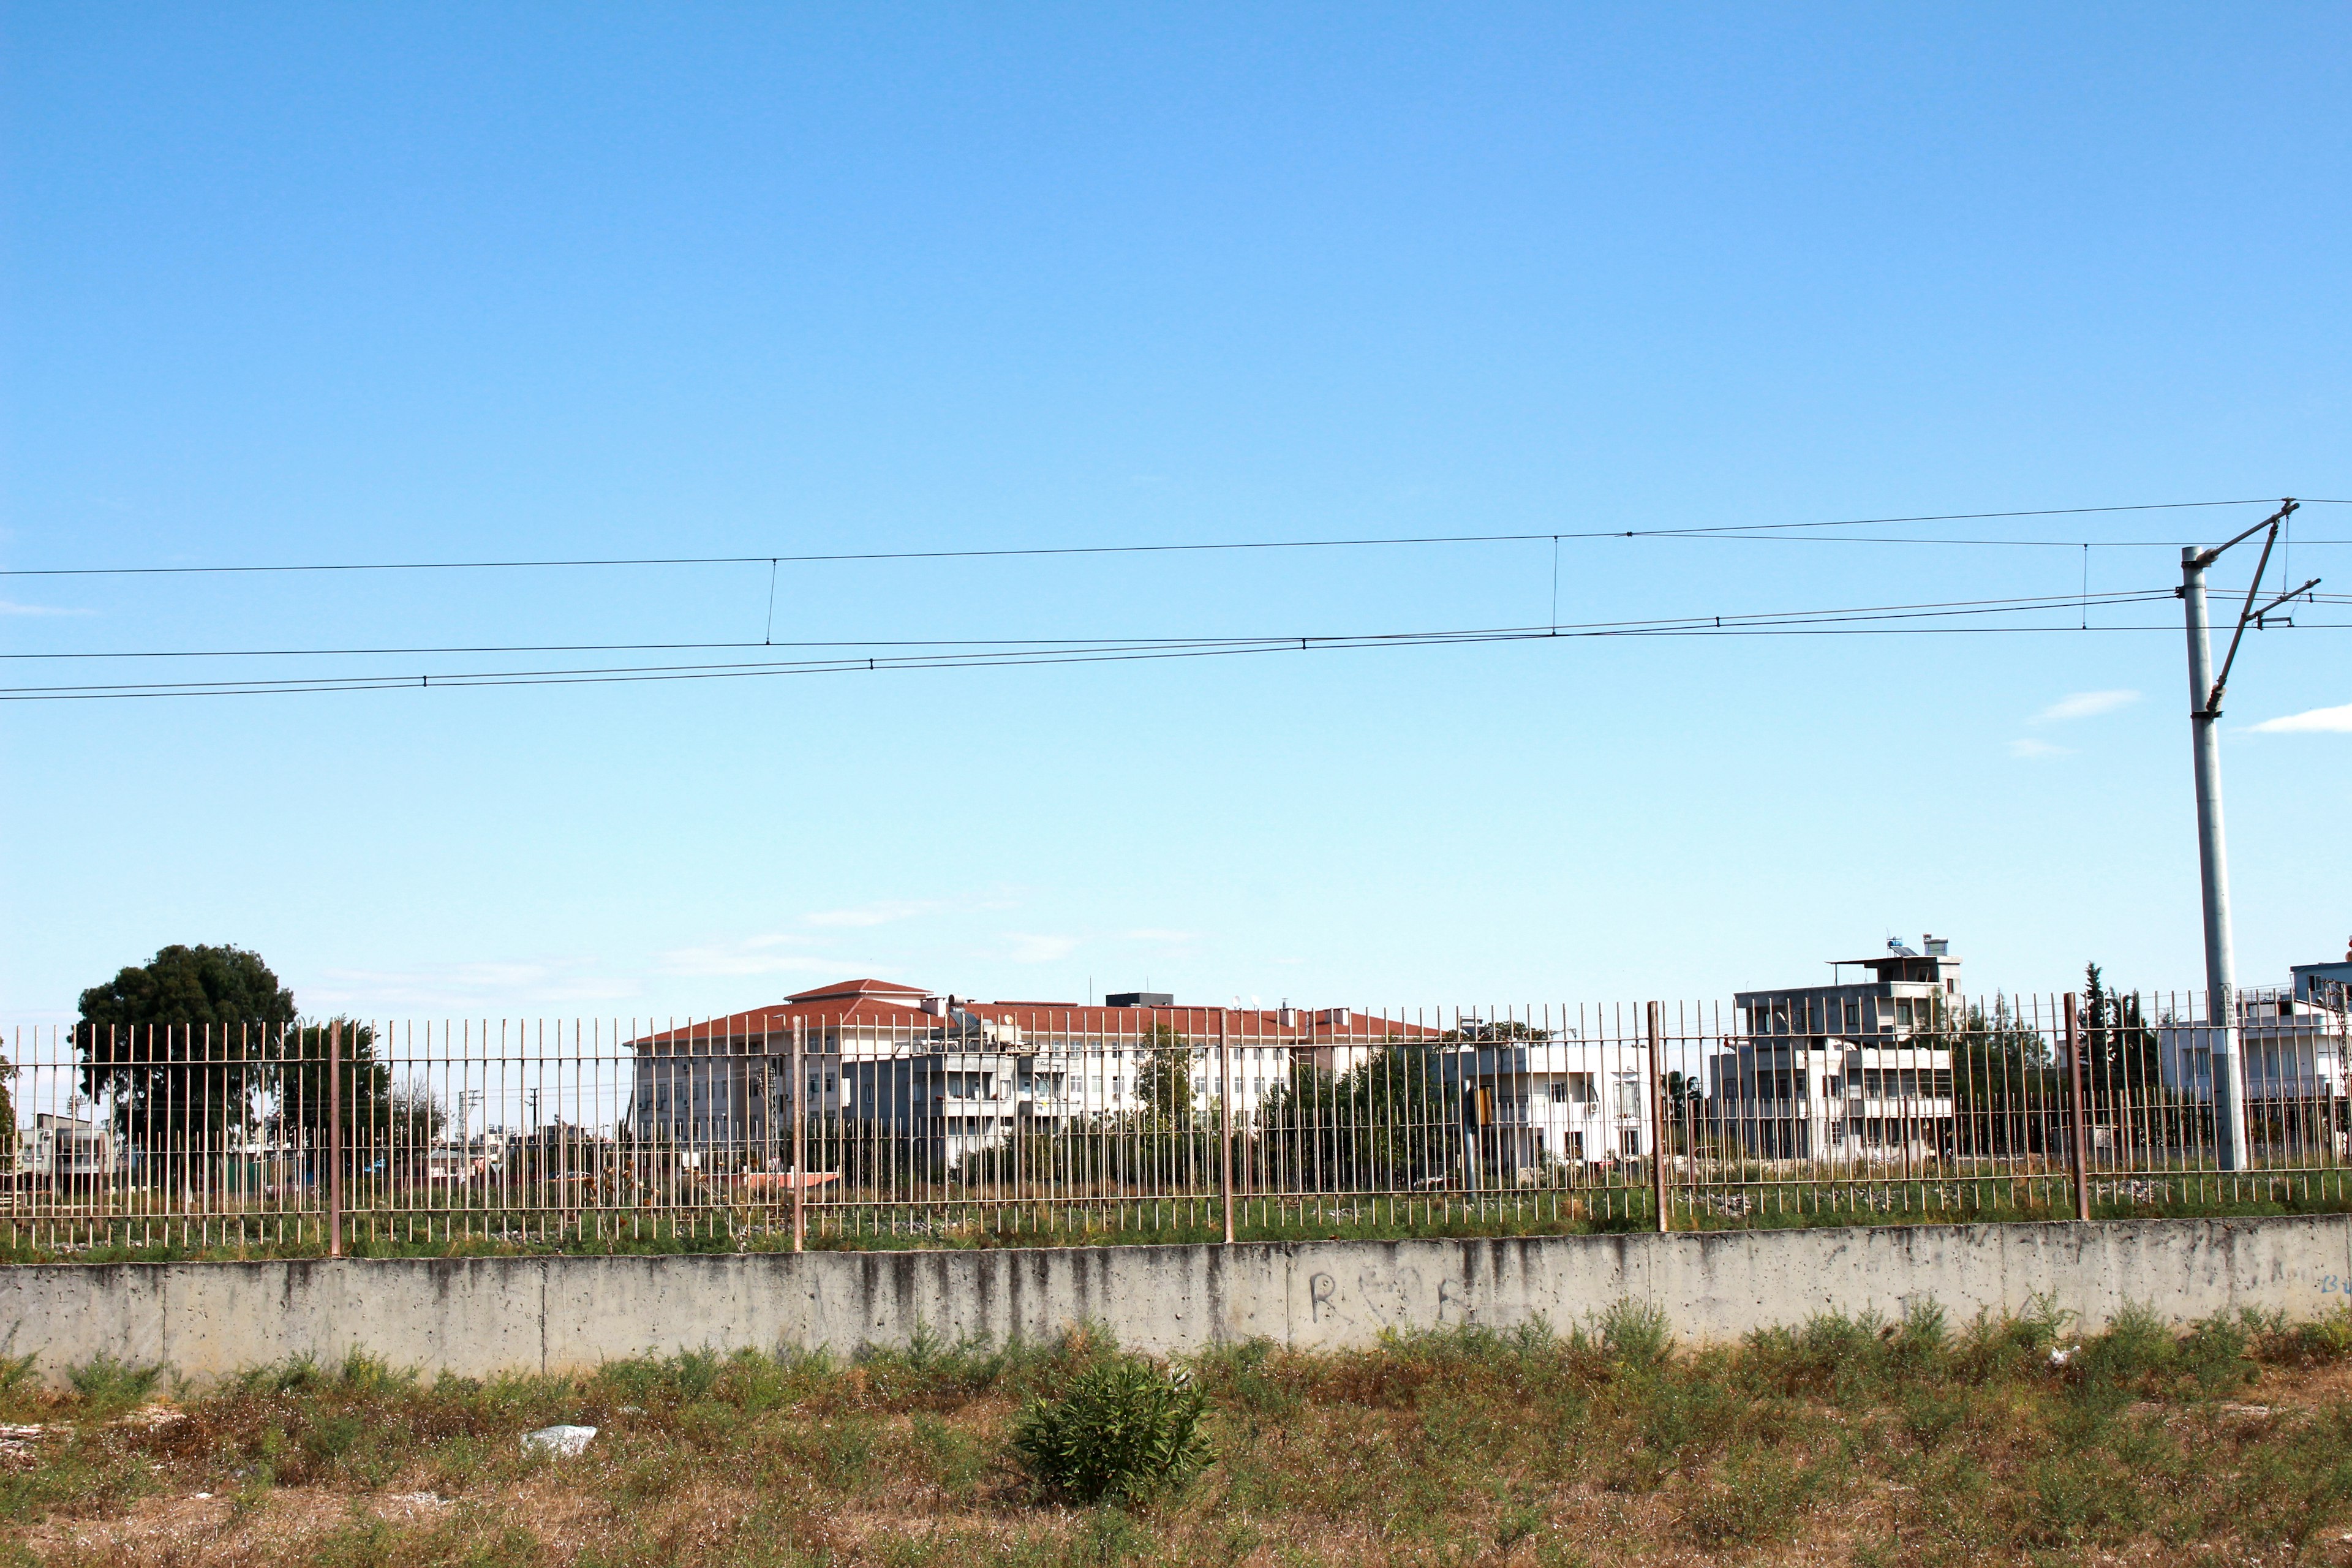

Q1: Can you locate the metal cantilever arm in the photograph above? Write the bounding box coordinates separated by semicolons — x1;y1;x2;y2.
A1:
2202;498;2301;715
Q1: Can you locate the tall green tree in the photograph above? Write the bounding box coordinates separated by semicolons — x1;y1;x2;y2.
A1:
1133;1023;1202;1128
268;1021;439;1158
75;944;297;1145
1259;1042;1453;1191
1934;993;2058;1157
2079;963;2164;1102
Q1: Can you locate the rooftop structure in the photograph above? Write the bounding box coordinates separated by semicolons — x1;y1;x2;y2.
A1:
2159;954;2352;1144
626;980;1442;1161
1715;937;1961;1162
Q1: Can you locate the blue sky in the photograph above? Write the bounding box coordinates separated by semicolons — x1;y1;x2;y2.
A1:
3;4;2346;1024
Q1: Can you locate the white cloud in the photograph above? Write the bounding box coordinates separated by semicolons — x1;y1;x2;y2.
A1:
1120;928;1199;944
2035;690;2140;723
2251;703;2352;734
0;600;94;617
2007;738;2073;759
1004;933;1078;963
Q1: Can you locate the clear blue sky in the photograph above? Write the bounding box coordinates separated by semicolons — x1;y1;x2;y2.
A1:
3;4;2346;1025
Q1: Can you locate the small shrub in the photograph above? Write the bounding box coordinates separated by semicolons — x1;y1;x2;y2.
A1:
1684;1445;1820;1547
2256;1305;2352;1365
1011;1357;1211;1505
66;1353;159;1411
2176;1312;2255;1396
1593;1300;1670;1370
2075;1302;2174;1394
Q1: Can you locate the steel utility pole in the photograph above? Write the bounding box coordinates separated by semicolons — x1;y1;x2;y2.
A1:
2180;498;2315;1173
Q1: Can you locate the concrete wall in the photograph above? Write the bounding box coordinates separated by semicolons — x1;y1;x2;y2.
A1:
5;1216;2346;1387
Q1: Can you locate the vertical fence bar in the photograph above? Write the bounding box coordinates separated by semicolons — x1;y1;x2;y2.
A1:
1647;1001;1668;1232
2065;991;2090;1221
791;1017;806;1253
326;1019;344;1258
1218;1014;1234;1245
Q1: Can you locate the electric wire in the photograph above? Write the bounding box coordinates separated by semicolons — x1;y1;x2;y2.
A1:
8;586;2303;703
4;498;2343;581
0;588;2182;671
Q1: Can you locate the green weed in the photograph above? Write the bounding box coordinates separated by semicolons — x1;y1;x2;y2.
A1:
1012;1357;1211;1506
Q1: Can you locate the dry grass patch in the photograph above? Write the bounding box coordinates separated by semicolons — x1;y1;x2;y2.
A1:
9;1308;2352;1565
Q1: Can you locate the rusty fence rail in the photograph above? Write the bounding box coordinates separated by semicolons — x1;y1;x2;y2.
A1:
3;986;2348;1252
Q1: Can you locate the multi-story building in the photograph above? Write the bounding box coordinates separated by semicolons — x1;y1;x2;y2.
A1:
2157;955;2352;1128
1712;938;1961;1161
1442;1035;1655;1174
627;978;1442;1166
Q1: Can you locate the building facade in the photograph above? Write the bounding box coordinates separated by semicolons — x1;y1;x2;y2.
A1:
1713;938;1961;1161
627;979;1443;1167
1442;1037;1656;1174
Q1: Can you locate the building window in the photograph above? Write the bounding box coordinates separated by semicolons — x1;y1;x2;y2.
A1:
1619;1129;1642;1158
1843;1000;1861;1032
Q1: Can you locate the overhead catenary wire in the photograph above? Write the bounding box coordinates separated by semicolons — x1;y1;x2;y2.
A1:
4;497;2346;581
0;588;2182;672
13;586;2334;665
11;586;2331;703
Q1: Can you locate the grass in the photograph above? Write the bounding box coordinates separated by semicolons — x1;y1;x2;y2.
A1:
7;1305;2352;1564
12;1175;2352;1265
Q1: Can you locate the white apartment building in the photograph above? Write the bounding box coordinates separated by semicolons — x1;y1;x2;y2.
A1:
628;980;1442;1165
1714;938;1961;1162
2157;976;2352;1118
1445;1038;1656;1173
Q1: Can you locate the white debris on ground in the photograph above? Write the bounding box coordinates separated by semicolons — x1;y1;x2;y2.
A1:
519;1425;597;1458
0;1422;62;1468
2048;1345;2077;1366
118;1404;186;1431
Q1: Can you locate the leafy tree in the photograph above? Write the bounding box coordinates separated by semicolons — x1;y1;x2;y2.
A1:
267;1022;440;1168
75;944;296;1146
1934;993;2058;1157
1133;1023;1202;1128
1121;1024;1213;1188
1259;1042;1453;1191
2079;963;2163;1103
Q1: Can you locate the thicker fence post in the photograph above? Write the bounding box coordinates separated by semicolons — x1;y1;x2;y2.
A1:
791;1018;806;1254
327;1020;344;1259
2065;992;2090;1222
1646;1002;1669;1234
1219;1014;1234;1246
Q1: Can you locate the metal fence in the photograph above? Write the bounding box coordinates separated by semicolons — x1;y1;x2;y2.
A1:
5;984;2349;1252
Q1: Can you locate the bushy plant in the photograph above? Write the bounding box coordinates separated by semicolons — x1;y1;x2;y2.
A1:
1011;1357;1212;1504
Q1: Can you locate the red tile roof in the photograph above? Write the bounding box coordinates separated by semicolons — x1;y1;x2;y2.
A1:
784;978;929;1004
630;981;1442;1048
